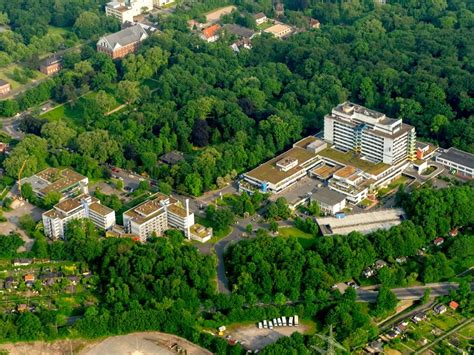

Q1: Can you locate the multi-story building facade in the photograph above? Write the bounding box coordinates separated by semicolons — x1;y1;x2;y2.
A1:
105;0;154;23
39;55;62;75
324;102;416;165
123;193;212;243
96;24;150;59
42;195;115;239
0;79;11;96
435;147;474;179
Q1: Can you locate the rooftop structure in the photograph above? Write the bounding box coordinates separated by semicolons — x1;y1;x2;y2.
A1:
201;24;221;42
316;208;405;236
324;102;416;165
241;136;322;193
253;12;268;26
21;168;88;200
435;147;474;179
123;193;212;243
264;23;293;39
97;24;151;59
105;0;154;23
310;187;346;215
39;55;62;75
42;195;115;239
222;24;256;39
160;151;184;165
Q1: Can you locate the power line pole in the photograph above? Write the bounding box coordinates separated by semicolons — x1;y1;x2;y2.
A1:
311;325;347;355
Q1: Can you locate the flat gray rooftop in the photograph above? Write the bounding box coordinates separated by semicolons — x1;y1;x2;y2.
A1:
437;147;474;169
316;208;405;236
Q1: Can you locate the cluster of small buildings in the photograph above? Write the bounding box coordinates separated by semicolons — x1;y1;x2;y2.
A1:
362;259;389;278
257;315;299;329
189;5;320;51
240;102;422;214
21;167;211;243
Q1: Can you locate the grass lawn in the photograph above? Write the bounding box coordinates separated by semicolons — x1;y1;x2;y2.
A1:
430;312;464;331
0;64;47;90
142;78;160;90
278;227;316;249
458;322;474;337
41;92;121;126
257;22;274;30
47;25;72;37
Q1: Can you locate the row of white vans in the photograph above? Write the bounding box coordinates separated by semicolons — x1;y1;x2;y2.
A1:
257;315;299;329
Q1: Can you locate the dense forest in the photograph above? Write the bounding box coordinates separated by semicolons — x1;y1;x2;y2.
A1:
0;0;472;197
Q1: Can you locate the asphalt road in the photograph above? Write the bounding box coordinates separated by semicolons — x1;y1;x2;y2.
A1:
356;282;472;302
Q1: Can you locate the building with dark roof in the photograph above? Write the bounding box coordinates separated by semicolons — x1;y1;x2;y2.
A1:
222;24;256;39
97;24;151;59
160;151;184;165
253;12;268;25
310;187;346;215
40;55;62;75
435;147;474;179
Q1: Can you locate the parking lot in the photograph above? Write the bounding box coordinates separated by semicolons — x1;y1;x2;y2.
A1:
228;323;311;351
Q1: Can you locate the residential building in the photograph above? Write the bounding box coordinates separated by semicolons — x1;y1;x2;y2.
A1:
449;301;459;310
0;142;8;153
365;340;383;354
310;187;346;215
375;259;387;269
21;168;88;201
105;0;154;23
435;147;474;179
254;12;268;26
274;2;284;17
123;193;212;243
433;237;444;246
39;55;62;75
0;79;11;96
159;151;184;165
230;38;252;52
362;268;374;278
201;24;221;42
97;24;151;59
412;312;427;323
434;304;447;315
42;195;115;239
309;18;320;29
324;102;416;165
123;193;171;242
264;23;293;39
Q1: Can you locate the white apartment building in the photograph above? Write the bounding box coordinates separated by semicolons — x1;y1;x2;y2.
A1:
43;195;115;240
122;193;212;243
105;0;154;23
324;102;416;165
435;147;474;179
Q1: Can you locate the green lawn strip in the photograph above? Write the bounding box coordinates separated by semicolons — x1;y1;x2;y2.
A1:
278;226;316;249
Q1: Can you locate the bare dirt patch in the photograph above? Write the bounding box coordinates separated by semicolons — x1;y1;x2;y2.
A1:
0;332;211;355
80;332;211;355
230;324;310;351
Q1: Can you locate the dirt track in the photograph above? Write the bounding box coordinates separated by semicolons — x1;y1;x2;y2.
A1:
0;332;211;355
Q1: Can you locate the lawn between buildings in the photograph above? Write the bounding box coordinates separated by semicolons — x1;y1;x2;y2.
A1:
277;226;316;249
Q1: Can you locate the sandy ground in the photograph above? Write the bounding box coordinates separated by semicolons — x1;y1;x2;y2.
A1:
0;199;42;252
80;332;211;355
230;324;309;350
0;332;211;355
0;339;89;355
